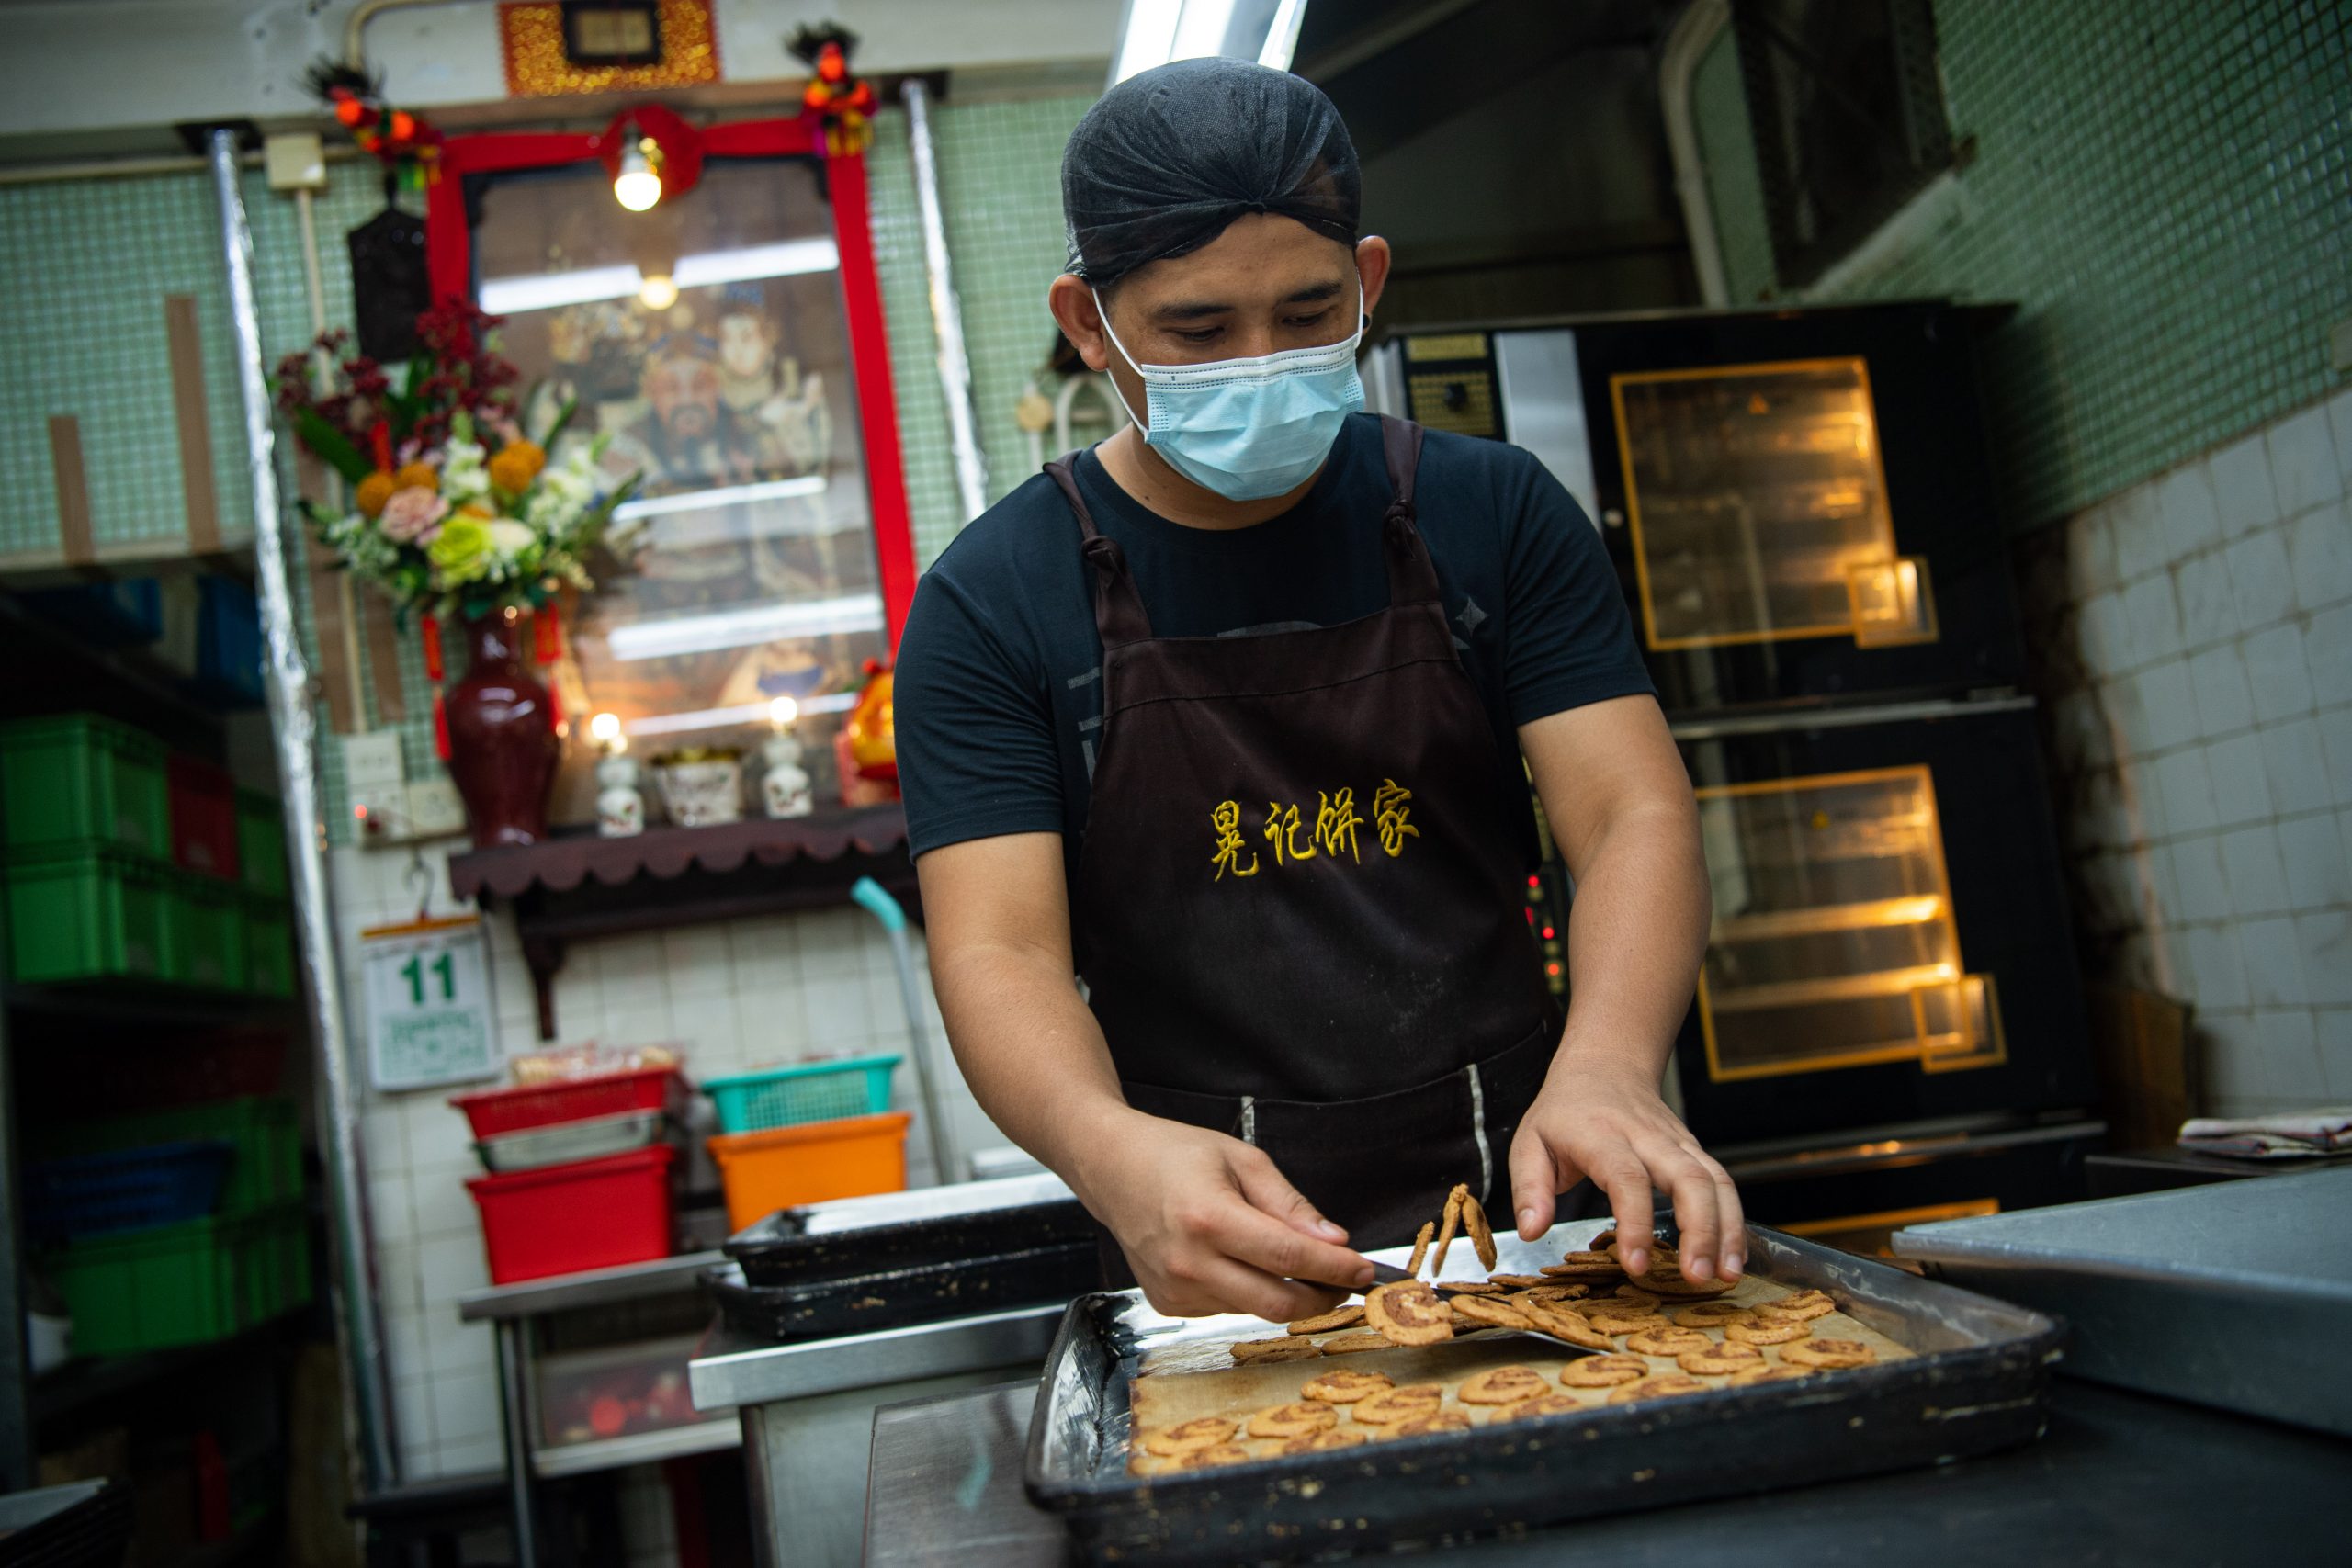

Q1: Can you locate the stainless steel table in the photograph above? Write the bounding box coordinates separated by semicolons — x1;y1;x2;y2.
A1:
458;1251;733;1565
865;1377;2352;1566
690;1303;1064;1568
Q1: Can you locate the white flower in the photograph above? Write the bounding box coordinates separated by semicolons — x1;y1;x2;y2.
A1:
485;519;537;560
440;438;492;505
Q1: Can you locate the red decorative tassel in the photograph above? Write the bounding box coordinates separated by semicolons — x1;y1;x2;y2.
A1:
533;601;561;665
420;615;443;682
432;689;451;761
370;420;394;473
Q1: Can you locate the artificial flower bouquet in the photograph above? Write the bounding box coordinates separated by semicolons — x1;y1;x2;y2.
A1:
273;299;640;624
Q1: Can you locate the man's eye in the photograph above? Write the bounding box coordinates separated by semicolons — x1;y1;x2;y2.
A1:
1285;310;1333;328
1173;329;1221;344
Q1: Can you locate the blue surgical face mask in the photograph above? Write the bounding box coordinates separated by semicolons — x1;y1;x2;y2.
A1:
1094;288;1366;502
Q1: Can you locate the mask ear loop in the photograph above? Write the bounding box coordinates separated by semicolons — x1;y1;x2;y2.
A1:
1090;288;1151;434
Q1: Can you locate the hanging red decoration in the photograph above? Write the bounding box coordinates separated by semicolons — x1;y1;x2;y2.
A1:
788;26;876;156
303;60;445;190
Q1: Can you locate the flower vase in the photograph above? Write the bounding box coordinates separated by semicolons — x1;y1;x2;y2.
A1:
446;608;560;850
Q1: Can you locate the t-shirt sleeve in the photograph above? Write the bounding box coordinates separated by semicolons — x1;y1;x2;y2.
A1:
1497;451;1655;726
893;571;1067;857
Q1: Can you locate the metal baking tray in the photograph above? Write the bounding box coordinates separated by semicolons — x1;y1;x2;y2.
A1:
723;1171;1089;1286
1893;1165;2352;1436
1024;1220;2064;1564
706;1238;1102;1343
474;1110;666;1173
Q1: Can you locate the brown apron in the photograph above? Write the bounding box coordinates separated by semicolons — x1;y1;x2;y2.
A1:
1049;416;1562;1256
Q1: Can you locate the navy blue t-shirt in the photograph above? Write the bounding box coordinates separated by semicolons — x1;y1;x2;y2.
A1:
894;413;1652;882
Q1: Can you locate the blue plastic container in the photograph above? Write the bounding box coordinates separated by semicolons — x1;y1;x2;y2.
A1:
20;580;164;648
25;1138;235;1244
703;1055;900;1134
192;577;264;708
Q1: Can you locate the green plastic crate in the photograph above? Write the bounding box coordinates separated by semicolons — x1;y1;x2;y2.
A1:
164;873;244;991
39;1201;309;1357
241;889;294;998
38;1098;302;1218
0;714;169;859
234;791;287;896
3;847;170;982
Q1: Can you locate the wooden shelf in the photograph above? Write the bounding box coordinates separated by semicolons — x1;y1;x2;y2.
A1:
447;806;918;1040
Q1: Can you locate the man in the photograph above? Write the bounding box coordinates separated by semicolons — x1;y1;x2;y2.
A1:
896;59;1738;1322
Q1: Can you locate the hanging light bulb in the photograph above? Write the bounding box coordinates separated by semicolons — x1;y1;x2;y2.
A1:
614;135;662;211
637;272;678;310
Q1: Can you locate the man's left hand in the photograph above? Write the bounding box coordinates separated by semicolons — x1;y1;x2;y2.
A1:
1505;1054;1745;1284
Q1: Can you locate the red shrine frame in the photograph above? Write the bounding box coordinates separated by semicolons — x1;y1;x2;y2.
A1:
423;113;917;652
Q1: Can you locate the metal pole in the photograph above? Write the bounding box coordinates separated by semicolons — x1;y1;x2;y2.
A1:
901;79;990;523
205;128;397;1490
0;880;30;1491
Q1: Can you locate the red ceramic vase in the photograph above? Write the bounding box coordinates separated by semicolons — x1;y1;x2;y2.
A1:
446;608;560;850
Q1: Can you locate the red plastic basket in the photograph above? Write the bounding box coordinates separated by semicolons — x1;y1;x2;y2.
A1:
449;1067;683;1139
464;1144;676;1284
166;754;240;881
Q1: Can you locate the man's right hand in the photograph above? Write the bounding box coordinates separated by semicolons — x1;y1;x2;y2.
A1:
1069;1110;1374;1322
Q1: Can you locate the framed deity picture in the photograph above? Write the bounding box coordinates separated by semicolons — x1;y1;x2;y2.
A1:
426;113;912;766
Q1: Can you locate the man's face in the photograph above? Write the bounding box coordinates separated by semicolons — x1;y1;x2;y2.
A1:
718;313;773;380
1091;215;1381;423
648;357;721;440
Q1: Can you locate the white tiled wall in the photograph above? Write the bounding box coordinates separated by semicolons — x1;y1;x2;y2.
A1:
2030;386;2352;1115
322;837;1001;1487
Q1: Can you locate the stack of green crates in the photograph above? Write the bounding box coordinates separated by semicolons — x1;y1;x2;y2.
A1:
0;716;294;995
34;1098;311;1356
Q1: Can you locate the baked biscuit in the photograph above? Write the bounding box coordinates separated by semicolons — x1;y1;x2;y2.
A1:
1365;1280;1453;1347
1677;1341;1765;1376
1300;1369;1392;1404
1141;1417;1238;1457
1486;1274;1552;1289
1463;1192;1498;1270
1288;1304;1364;1335
1177;1442;1254;1470
1430;1185;1468;1276
1724;1317;1809;1347
1404;1222;1435;1276
1606;1373;1710;1404
1280;1428;1367;1452
1450;1295;1534;1331
1582;1309;1669;1337
1558;1353;1651;1388
1434;1280;1505;1295
1624;1327;1714;1357
1380;1410;1473;1439
1542;1250;1623;1280
1781;1337;1875;1369
1457;1365;1550;1405
1320;1331;1390;1355
1727;1363;1815;1386
1497;1393;1587;1422
1351;1383;1446;1425
1515;1298;1616;1349
1231;1336;1322;1364
1671;1303;1756;1328
1756;1289;1836;1322
1611;1286;1668;1308
1245;1401;1338;1439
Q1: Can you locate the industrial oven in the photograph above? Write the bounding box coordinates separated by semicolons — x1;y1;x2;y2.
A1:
1369;303;2102;1219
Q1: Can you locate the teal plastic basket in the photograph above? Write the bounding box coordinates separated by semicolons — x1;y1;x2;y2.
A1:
704;1055;900;1134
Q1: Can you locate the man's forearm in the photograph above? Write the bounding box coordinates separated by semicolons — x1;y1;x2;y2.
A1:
927;938;1137;1186
1553;800;1711;1080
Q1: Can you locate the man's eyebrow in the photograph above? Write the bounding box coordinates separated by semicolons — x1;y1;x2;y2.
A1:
1148;280;1347;322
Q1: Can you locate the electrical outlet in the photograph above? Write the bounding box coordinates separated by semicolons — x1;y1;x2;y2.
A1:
264;132;326;193
343;732;406;840
405;777;467;839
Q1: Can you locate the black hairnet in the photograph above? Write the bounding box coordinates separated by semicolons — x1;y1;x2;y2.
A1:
1062;58;1361;286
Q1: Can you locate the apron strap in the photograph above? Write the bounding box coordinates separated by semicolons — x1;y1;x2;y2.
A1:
1046;455;1155;649
1376;415;1446;609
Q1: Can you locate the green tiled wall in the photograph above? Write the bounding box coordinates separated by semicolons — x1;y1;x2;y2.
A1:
0;95;1092;836
1693;0;2352;530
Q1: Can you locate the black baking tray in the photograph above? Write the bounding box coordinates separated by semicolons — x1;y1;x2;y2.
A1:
723;1172;1091;1287
1024;1221;2065;1564
707;1238;1102;1343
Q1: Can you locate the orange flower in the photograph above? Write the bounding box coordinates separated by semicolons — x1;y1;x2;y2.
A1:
392;460;439;492
488;441;545;495
458;501;494;519
355;470;397;517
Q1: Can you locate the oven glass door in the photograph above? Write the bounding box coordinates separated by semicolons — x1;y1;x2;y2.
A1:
1662;703;2096;1145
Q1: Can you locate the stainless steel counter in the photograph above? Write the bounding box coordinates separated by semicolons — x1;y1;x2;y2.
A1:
690;1303;1065;1568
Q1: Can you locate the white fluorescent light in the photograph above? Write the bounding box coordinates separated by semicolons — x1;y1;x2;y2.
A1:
1258;0;1307;69
604;594;885;661
675;238;839;289
611;474;831;523
623;691;855;738
1111;0;1184;84
479;240;841;317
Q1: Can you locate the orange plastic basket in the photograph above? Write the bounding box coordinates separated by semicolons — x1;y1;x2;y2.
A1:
707;1111;911;1234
